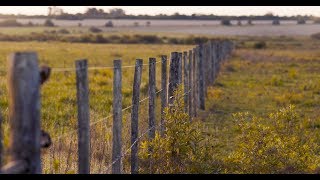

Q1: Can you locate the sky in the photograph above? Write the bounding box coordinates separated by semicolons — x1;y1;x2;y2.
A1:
0;6;319;16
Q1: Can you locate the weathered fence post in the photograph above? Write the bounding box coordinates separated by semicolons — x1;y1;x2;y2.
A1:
75;59;90;174
188;50;193;120
131;59;143;174
203;43;208;98
215;42;220;78
148;58;156;140
168;52;179;105
198;44;205;110
112;60;122;174
148;57;156;173
208;41;213;85
211;41;216;82
0;109;2;169
160;55;167;137
178;52;183;84
183;51;188;113
192;48;197;117
5;52;41;174
195;46;200;109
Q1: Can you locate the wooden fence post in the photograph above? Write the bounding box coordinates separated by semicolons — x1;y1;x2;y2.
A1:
160;55;167;137
148;58;156;140
75;59;90;174
208;41;213;85
178;52;183;85
0;108;2;169
188;50;193;120
216;42;221;77
148;57;156;173
198;44;205;110
203;43;208;97
211;41;216;82
183;51;188;113
112;59;122;174
195;46;200;109
168;52;179;105
131;59;143;174
6;52;41;174
192;48;197;117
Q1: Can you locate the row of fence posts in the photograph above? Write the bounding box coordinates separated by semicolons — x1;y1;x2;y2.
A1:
0;40;234;174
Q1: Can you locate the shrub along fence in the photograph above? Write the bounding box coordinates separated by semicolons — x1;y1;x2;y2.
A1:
0;39;234;174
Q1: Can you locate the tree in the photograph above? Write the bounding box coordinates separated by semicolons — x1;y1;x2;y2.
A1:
297;19;306;25
221;19;232;26
85;8;106;18
272;19;280;25
44;19;55;27
265;12;275;18
134;22;139;27
105;20;114;27
109;8;126;18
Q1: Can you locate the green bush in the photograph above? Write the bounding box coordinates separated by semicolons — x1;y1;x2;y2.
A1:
95;34;109;43
221;19;232;26
26;21;34;27
168;37;180;44
0;32;220;45
253;41;267;49
134;22;139;27
272;19;281;25
139;86;217;173
133;34;162;44
89;26;102;33
44;19;55;27
313;19;320;24
224;105;320;173
105;20;114;27
297;19;306;25
311;33;320;40
0;19;23;27
269;75;283;86
58;29;70;34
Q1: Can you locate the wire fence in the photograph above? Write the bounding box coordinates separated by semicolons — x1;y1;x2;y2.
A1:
0;39;235;174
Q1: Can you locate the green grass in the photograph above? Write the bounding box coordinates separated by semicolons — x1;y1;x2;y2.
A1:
0;42;193;173
0;26;219;38
201;44;320;172
1;33;320;173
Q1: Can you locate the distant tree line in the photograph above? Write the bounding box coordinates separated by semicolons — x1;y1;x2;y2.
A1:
0;8;318;21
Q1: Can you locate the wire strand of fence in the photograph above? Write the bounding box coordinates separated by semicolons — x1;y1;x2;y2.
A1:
104;87;192;173
51;86;166;141
51;59;163;73
105;120;164;173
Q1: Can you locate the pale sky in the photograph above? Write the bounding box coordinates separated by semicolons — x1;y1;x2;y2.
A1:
0;6;319;16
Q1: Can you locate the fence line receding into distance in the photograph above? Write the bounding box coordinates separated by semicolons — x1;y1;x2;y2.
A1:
0;39;234;174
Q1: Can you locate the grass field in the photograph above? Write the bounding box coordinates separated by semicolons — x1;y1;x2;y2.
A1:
1;33;320;173
0;42;192;173
201;43;320;173
5;18;320;36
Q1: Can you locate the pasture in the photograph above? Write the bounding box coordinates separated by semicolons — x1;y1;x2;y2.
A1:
0;42;192;173
1;19;320;37
0;24;320;173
